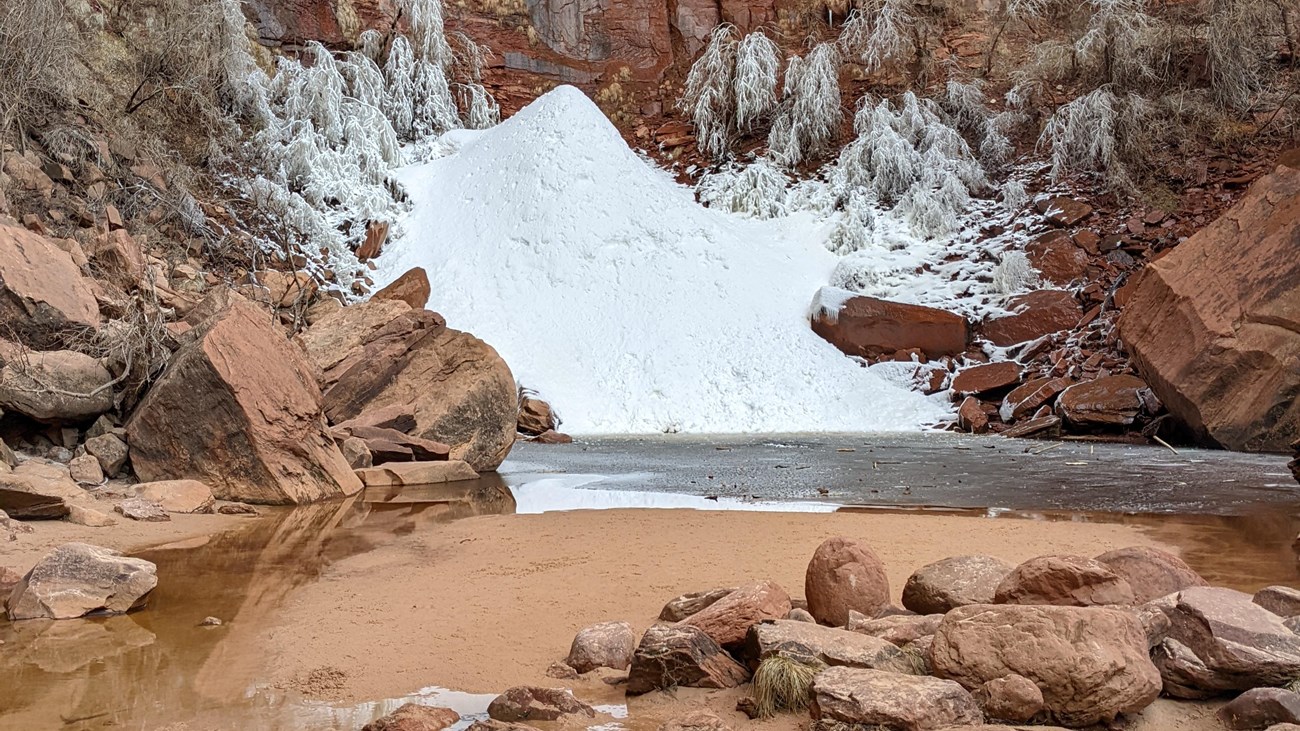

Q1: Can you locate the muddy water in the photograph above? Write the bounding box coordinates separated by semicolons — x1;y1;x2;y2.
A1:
1;434;1298;730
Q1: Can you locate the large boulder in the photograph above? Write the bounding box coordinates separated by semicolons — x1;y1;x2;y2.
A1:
805;537;890;626
0;347;115;423
626;623;750;695
566;620;636;673
993;555;1136;607
902;555;1014;615
6;543;158;620
0;473;75;519
1094;546;1206;604
299;299;517;471
1118;163;1300;451
372;267;431;309
678;579;791;648
810;289;968;360
810;667;984;730
0;223;99;349
127;291;361;504
930;604;1162;726
742;619;902;670
1153;586;1300;697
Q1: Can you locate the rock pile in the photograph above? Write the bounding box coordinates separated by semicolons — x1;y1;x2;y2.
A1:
543;538;1300;730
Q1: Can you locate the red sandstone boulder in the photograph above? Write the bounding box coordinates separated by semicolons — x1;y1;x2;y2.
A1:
902;555;1014;615
1094;546;1206;604
0;223;99;349
679;579;791;648
299;298;517;471
566;620;636;673
957;397;989;433
372;267;431;309
811;290;968;360
931;604;1161;726
951;362;1022;396
1055;375;1150;427
1026;231;1089;286
805;537;890;626
518;396;558;436
1036;197;1093;227
626;624;750;694
362;704;460;731
487;687;593;722
1000;376;1071;422
982;291;1082;347
1118;164;1300;451
993;555;1136;607
127;290;361;504
810;667;984;729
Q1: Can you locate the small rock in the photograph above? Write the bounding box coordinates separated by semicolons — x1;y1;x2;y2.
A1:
975;674;1044;723
341;436;373;469
372;267;431;309
566;620;635;673
363;703;460;731
544;661;578;679
68;454;104;485
1036;196;1093;227
66;504;117;527
114;498;170;522
743;619;901;670
85;433;129;478
217;502;259;515
658;710;730;731
1056;375;1150;428
1255;586;1300;618
1218;688;1300;730
660;587;736;621
982;291;1082;348
534;429;573;444
486;687;594;722
787;607;816;622
200;616;224;626
133;480;215;514
957;397;989;433
0;566;22;595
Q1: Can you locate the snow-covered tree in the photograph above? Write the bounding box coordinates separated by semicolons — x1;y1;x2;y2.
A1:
697;156;791;218
734;31;781;133
680;25;739;159
767;43;842;166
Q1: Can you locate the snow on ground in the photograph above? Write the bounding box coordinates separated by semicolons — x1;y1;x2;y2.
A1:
378;85;952;435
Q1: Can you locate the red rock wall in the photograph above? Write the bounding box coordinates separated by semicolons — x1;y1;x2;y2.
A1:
1118;156;1300;452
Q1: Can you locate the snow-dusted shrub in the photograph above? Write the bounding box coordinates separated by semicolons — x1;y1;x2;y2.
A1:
734;31;781;133
999;179;1028;212
1039;86;1156;190
697;157;790;219
459;83;501;129
680;25;739;159
824;193;876;254
941;80;1014;170
837;0;917;74
829;250;884;291
767;43;842;166
992;251;1035;294
0;0;79;142
1204;0;1277;110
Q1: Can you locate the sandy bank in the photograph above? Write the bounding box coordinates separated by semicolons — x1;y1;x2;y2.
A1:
264;507;1170;699
2;511;254;575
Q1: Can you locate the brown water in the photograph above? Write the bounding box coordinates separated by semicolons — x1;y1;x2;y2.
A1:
2;435;1298;730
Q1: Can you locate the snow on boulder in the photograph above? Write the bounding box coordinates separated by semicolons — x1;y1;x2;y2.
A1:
378;85;947;434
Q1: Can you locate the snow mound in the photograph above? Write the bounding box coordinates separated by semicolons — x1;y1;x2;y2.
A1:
379;85;948;434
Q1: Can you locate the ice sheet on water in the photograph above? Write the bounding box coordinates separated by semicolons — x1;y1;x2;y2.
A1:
378;86;950;434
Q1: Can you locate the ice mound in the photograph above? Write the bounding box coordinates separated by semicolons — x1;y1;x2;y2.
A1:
379;85;948;434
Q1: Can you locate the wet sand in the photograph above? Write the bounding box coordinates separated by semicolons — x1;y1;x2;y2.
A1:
265;508;1168;698
1;511;250;575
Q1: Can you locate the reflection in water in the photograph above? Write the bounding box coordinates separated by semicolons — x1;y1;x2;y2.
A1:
0;475;515;731
2;459;1299;730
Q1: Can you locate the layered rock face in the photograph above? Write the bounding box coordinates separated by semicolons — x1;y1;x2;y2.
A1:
242;0;774;89
127;291;362;504
0;223;99;349
1119;162;1300;452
